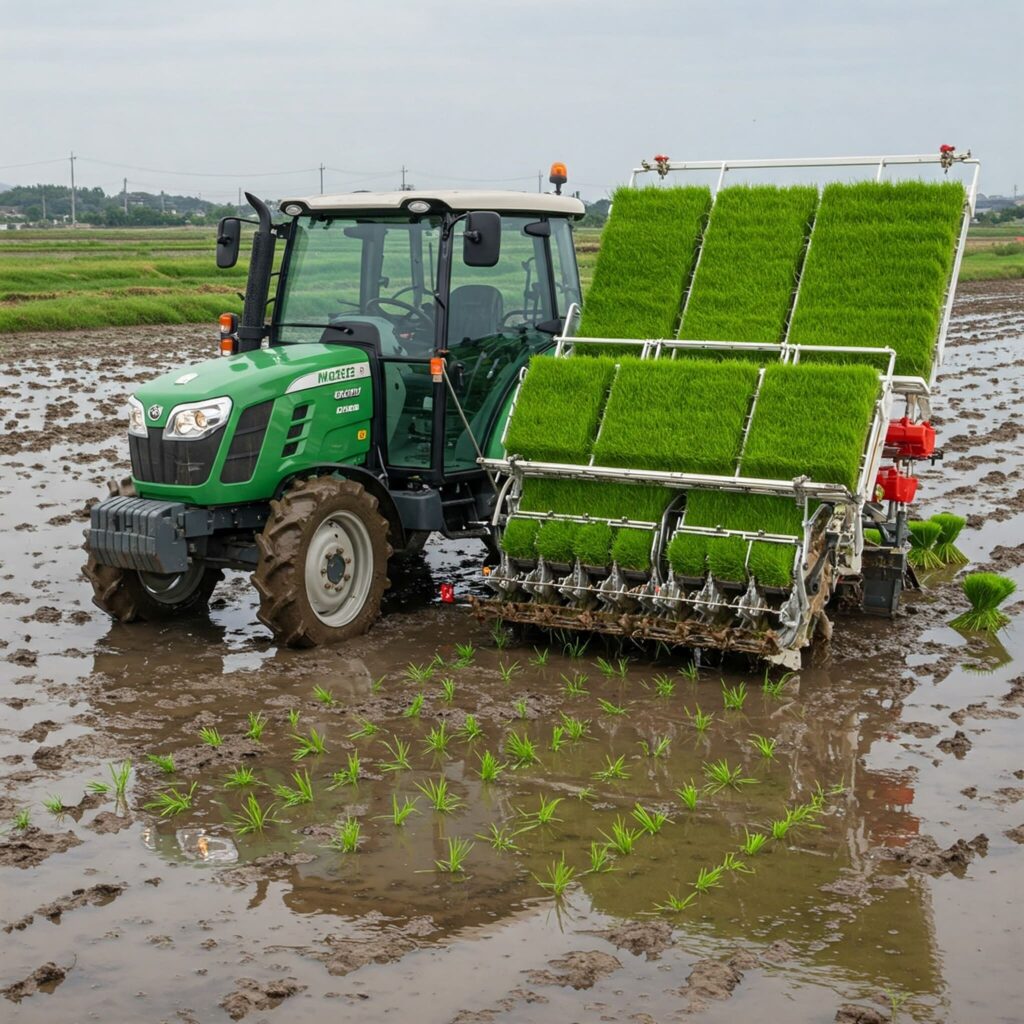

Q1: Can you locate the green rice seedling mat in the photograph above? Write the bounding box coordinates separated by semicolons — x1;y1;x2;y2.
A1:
788;180;965;377
578;186;711;343
679;185;818;344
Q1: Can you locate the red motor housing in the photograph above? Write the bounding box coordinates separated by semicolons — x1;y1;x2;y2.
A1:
876;466;918;503
885;417;936;458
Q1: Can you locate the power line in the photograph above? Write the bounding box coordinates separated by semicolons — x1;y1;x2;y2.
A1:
78;157;320;179
0;158;66;171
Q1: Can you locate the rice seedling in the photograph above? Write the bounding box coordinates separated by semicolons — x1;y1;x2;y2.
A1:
561;671;589;697
43;795;66;815
597;697;627;716
638;735;671;759
435;836;474;873
576;786;596;802
439;677;456;703
536;855;576;897
595;656;629;679
87;780;110;795
770;817;792;840
785;802;825;831
549;725;566;752
524;794;563;826
199;726;223;748
405;662;434;684
762;670;792;699
224;766;257;789
687;705;714;732
403;692;426;718
287;708;301;729
599;816;644;856
588;842;615;873
742;828;769;856
453;642;475;667
429;652;445;670
416;776;462;813
371;675;385;693
789;179;965;377
703;758;757;793
578;185;711;341
559;713;589;741
490;622;510;650
293;727;328;759
652;674;676;698
563;636;590;659
529;647;550;667
680;184;818;344
245;711;267;741
380;736;412;773
459;715;484;742
313;684;337;707
505;731;539;767
348;718;379;740
274;768;314;807
675;781;700;811
478;822;523;852
655;891;697;913
329;753;361;788
146;753;176;774
498;660;520;683
692;864;725;895
631;803;669;834
721;680;748;711
476;750;506;782
931;512;968;566
907;520;944;570
12;809;30;831
424;722;453;756
107;761;131;800
145;782;198;818
328;817;362;853
721;851;753;874
387;794;419;826
950;573;1017;633
592;754;630;782
750;735;778;760
679;662;699;682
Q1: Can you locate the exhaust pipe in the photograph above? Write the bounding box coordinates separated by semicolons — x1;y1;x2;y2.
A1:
238;191;275;350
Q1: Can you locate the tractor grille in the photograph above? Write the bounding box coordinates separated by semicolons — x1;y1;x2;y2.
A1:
220;400;273;484
129;427;224;486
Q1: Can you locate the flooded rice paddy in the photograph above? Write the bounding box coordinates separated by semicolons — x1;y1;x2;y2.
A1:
0;281;1022;1022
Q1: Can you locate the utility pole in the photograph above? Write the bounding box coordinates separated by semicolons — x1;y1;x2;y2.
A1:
319;163;325;194
537;170;542;193
160;190;165;214
123;178;128;215
69;151;77;227
237;186;242;211
41;192;46;221
400;165;416;191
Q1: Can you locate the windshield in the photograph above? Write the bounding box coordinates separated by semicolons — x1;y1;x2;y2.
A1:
274;214;442;352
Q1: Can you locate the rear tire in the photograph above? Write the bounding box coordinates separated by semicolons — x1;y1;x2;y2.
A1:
252;475;391;648
83;477;222;622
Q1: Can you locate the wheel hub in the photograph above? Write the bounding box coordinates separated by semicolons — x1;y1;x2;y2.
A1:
304;511;373;626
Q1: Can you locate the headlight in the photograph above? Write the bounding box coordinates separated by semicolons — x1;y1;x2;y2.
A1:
128;396;147;437
163;397;232;440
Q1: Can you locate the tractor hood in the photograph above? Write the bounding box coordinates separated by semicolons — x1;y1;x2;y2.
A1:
133;343;370;428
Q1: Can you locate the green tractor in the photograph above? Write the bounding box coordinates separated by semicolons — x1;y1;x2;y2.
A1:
84;181;584;645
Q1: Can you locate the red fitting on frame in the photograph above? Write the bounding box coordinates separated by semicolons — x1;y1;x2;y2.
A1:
875;466;919;504
885;417;936;458
439;583;455;604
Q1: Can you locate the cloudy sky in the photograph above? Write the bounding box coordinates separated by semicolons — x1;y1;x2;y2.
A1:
1;1;1020;202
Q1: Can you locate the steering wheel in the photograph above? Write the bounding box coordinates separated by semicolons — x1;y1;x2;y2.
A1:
365;296;434;333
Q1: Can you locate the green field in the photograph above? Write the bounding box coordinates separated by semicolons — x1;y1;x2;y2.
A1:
0;215;1018;335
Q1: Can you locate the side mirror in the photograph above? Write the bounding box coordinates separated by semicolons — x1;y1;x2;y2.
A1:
216;217;241;269
463;211;501;267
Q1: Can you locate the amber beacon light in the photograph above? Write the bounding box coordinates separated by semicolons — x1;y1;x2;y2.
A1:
549;162;568;195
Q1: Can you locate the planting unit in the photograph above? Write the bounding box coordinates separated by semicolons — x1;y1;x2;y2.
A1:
479;152;978;667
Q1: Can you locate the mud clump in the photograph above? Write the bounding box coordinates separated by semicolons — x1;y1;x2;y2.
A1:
219;978;304;1020
678;948;759;1012
593;919;674;960
526;950;621;990
0;826;82;869
319;932;418;976
4;882;125;932
1;962;68;1002
879;833;988;875
937;730;972;758
86;811;133;834
900;721;940;738
1004;825;1024;844
835;1006;889;1024
219;852;315;885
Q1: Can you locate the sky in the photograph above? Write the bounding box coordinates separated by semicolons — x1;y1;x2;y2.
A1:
1;1;1021;203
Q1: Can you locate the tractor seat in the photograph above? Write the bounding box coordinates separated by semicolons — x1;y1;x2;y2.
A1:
448;285;504;345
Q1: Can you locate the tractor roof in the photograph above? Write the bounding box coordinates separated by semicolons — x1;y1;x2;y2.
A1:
279;189;585;218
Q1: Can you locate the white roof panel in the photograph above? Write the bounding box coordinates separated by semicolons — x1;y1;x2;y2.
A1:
279;189;585;218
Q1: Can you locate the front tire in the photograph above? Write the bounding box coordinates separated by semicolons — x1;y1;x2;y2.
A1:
83;478;222;622
252;476;391;647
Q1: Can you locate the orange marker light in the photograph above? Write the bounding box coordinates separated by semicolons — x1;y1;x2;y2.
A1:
430;357;445;382
549;162;568;181
219;337;237;356
218;312;236;333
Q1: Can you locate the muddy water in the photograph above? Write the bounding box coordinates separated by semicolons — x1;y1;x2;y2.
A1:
0;288;1022;1023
